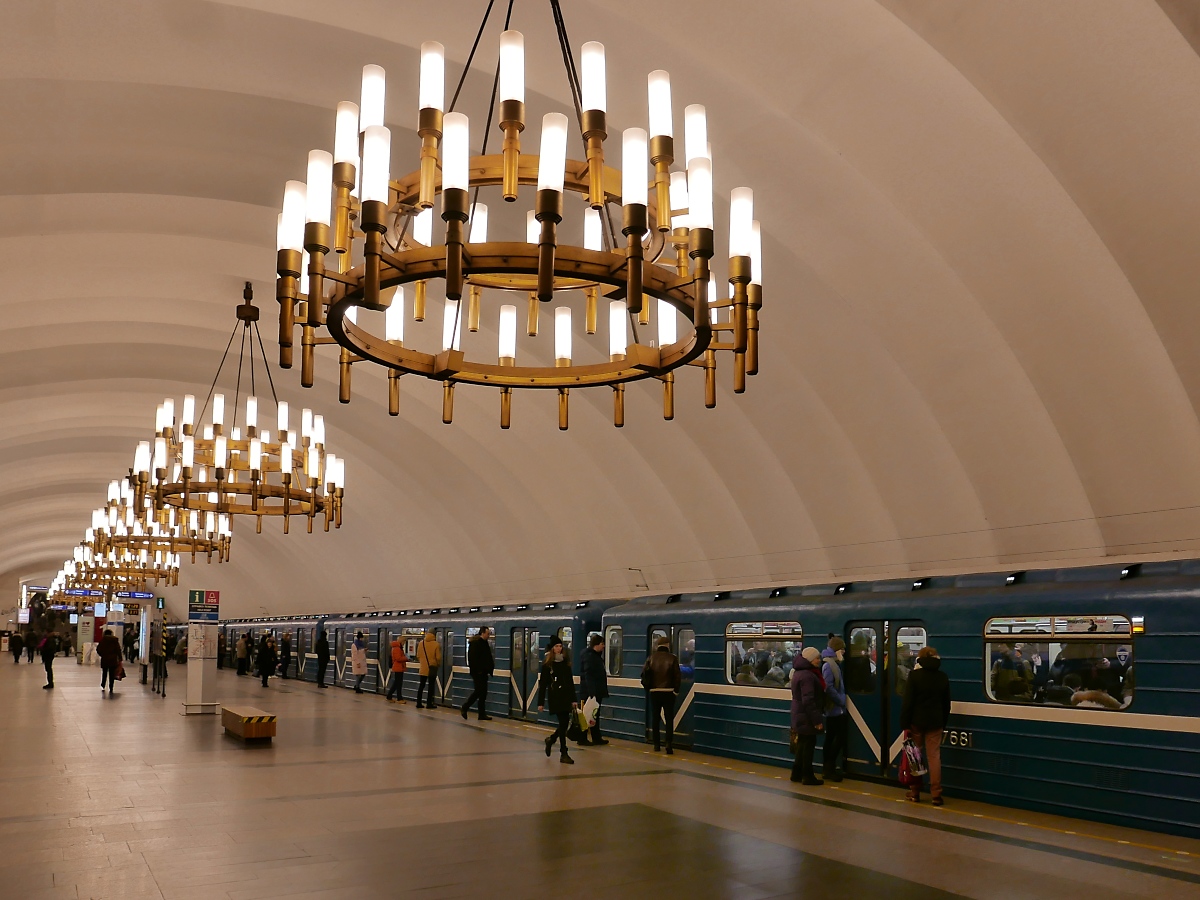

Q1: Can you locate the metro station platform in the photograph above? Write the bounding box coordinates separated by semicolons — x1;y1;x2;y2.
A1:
1;661;1197;900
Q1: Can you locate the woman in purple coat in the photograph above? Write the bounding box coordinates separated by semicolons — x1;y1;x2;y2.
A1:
790;646;826;785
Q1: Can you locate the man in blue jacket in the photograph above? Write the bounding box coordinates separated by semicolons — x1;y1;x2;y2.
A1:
821;636;848;782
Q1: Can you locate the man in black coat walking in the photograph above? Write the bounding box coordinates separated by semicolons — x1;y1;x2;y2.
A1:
578;633;610;746
315;629;330;688
40;632;60;689
461;628;494;720
900;646;952;805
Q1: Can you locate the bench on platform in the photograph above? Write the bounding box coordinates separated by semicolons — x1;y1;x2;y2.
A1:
221;705;277;741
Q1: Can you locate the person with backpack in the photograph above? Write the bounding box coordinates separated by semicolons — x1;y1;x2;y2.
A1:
536;635;578;765
40;631;60;689
461;628;494;720
350;632;368;693
641;637;682;754
821;636;848;781
900;646;952;805
386;635;408;703
416;632;442;709
790;646;825;784
97;628;123;696
315;629;330;688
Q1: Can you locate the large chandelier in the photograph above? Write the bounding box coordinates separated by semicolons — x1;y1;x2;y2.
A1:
90;474;231;563
134;285;345;535
274;1;762;430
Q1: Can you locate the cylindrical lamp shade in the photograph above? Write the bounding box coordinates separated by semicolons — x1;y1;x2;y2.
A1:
334;101;361;163
658;299;677;345
498;304;517;359
385;287;405;341
526;210;538;244
709;275;721;323
469;203;489;242
537;113;568;193
280;442;292;476
647;70;673;138
359;65;385;130
313;415;325;446
301;408;313;439
182;436;195;469
153;438;166;472
750;220;763;285
499;31;524;102
212;393;225;426
214;436;227;469
280;181;307;251
554;307;572;362
163;397;174;429
419;42;445;111
413;207;433;245
245;396;258;429
305;150;333;226
181;394;195;428
670;171;689;219
442;299;462;351
442;112;470;191
360;125;391;204
622;128;648;206
684;104;708;164
687;157;713;229
276;400;288;434
583;207;602;251
249;439;262;472
307;446;320;481
581;42;606;112
609;300;627;357
728;187;754;258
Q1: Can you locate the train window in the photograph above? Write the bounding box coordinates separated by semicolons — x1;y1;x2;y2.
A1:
724;622;802;688
558;626;573;656
984;615;1133;710
893;626;927;696
467;626;496;654
605;626;623;676
678;628;696;677
845;626;878;694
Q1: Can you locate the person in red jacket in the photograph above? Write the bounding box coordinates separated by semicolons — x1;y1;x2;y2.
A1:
386;637;408;703
96;629;123;696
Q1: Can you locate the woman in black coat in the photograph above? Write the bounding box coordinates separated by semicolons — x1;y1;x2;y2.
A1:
536;635;578;764
257;636;277;688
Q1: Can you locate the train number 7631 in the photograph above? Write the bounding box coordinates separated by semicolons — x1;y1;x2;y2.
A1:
941;730;973;748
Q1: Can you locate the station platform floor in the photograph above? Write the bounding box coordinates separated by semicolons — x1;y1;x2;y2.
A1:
1;659;1197;900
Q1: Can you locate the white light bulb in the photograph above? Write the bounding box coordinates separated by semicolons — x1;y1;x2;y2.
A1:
313;414;325;446
441;112;470;192
212;393;224;426
182;394;196;428
163;398;174;430
419;41;445;111
609;301;627;358
301;408;313;439
276;400;288;434
360;125;391;204
684;104;708;165
687;157;713;229
554;307;572;362
584;207;602;251
305;149;334;226
280;180;307;251
334;101;361;164
359;65;386;130
182;436;194;469
658;299;677;346
498;305;517;360
280;442;292;476
214;436;227;469
728;187;754;258
537;112;568;193
245;395;258;429
647;70;673;138
499;31;524;103
413;207;433;245
307;446;320;481
250;438;262;472
622;128;648;207
469;203;489;242
442;300;462;351
581;42;606;112
385;286;405;341
153;437;166;473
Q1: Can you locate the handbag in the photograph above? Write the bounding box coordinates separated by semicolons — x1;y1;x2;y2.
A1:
902;735;928;777
582;697;600;727
116;661;126;681
566;711;586;742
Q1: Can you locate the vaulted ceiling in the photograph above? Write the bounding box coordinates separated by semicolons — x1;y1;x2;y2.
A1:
5;0;1200;619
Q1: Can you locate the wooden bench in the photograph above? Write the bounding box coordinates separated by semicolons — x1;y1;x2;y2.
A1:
221;706;277;741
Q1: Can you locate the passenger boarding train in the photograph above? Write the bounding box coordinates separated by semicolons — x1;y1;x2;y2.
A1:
220;559;1200;839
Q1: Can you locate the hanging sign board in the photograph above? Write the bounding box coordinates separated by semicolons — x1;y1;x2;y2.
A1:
188;590;220;623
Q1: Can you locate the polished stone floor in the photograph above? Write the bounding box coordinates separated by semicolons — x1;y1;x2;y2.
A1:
1;659;1198;899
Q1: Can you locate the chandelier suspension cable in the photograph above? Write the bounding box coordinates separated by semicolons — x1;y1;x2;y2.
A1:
252;316;280;406
448;0;502;114
230;318;248;436
196;318;243;427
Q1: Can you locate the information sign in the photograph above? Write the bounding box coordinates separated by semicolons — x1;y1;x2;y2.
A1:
17;609;30;624
116;591;154;599
188;590;220;622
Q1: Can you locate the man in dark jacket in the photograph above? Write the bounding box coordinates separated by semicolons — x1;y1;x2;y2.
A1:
642;637;682;754
900;646;952;805
315;629;330;688
97;629;123;696
461;628;495;720
790;646;825;784
9;632;23;664
578;633;609;746
821;636;848;781
279;633;292;680
40;632;60;689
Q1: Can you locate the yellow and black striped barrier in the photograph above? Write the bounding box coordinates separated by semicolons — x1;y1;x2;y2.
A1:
221;705;278;741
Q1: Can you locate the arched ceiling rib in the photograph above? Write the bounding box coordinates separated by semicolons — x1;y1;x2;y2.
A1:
4;0;1200;618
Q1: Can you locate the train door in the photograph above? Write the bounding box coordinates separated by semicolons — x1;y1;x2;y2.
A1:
509;627;541;719
375;628;388;693
333;629;345;684
644;624;696;749
435;628;453;708
843;619;927;777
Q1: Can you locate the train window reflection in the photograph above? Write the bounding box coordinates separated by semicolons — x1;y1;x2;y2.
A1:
984;613;1133;709
725;622;802;688
894;626;927;696
605;626;623;677
845;626;877;694
678;628;696;678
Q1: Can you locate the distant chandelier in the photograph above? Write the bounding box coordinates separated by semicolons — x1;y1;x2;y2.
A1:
90;473;231;563
274;0;762;430
132;285;345;535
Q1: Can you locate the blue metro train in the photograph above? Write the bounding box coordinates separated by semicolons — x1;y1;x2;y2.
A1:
220;558;1200;838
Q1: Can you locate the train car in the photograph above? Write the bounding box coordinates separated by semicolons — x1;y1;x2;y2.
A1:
600;562;1200;839
220;617;324;678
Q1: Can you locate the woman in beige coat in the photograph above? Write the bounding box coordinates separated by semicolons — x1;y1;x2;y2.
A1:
416;632;442;709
